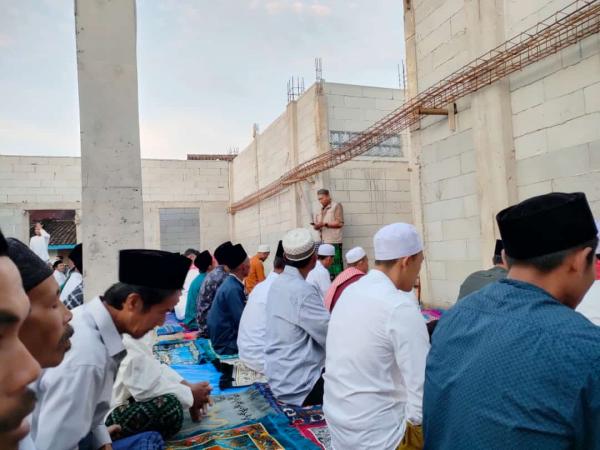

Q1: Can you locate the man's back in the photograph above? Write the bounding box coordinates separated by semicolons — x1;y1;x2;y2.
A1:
457;266;507;300
424;279;600;450
207;275;245;355
264;266;329;405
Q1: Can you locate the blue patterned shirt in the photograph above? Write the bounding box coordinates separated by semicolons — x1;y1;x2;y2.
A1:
196;265;228;337
424;279;600;450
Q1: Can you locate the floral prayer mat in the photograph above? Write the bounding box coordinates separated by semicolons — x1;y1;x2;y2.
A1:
171;386;275;440
153;339;203;365
253;383;325;426
166;414;320;450
295;423;332;450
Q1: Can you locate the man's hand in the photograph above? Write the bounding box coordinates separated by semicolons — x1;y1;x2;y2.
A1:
313;222;324;230
107;424;121;440
97;445;112;450
189;381;212;405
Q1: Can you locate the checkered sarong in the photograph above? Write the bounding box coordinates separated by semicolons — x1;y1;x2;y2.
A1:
106;394;183;439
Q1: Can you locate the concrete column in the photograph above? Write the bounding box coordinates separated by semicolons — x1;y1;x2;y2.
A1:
75;0;145;299
404;0;433;304
465;0;518;265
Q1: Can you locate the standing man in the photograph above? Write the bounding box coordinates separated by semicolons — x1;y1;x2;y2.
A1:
457;239;508;301
0;229;42;450
29;222;50;264
245;244;270;294
196;241;234;337
307;244;335;299
324;223;429;450
313;189;344;279
208;244;250;355
30;249;190;450
424;193;600;449
324;246;369;312
238;241;285;373
52;258;67;287
265;228;330;406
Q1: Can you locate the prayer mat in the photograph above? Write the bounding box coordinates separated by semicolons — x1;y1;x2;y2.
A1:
296;423;331;450
157;323;185;336
156;333;186;345
197;338;239;363
171;386;275;440
421;308;443;323
216;359;268;390
254;383;325;426
153;339;203;365
169;363;249;396
106;394;183;439
113;431;165;450
166;414;320;449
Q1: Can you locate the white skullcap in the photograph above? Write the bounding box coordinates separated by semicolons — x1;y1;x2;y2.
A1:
374;223;423;260
345;246;366;264
283;228;316;261
317;244;335;257
258;244;270;253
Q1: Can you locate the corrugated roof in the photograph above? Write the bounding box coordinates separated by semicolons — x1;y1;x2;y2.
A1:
30;220;76;246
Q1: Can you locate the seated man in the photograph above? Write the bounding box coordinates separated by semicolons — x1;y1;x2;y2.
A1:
238;241;285;373
108;330;212;439
0;229;41;450
184;250;213;329
174;249;200;321
207;244;249;355
457;239;507;301
196;241;234;337
324;246;368;311
424;193;600;449
306;243;335;299
324;224;429;450
30;249;190;450
265;229;330;406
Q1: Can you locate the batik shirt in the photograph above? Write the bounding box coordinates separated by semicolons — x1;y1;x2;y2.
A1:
196;265;228;337
424;279;600;450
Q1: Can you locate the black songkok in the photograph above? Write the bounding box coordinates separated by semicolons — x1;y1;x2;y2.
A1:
119;249;190;290
6;238;53;292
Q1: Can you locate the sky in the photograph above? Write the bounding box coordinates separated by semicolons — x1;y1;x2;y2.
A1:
0;0;405;159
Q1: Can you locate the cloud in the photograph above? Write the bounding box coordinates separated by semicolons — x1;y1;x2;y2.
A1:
308;4;331;16
251;0;331;17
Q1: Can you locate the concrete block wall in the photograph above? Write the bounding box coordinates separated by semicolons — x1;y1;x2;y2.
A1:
0;156;231;253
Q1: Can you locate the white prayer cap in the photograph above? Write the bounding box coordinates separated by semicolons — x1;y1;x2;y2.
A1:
373;223;423;261
317;244;335;257
283;228;316;261
346;246;366;264
258;244;270;253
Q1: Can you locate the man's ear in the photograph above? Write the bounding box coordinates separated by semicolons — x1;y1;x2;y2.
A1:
123;292;142;312
571;246;593;275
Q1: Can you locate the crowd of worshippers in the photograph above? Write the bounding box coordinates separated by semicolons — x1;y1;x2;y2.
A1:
2;191;600;450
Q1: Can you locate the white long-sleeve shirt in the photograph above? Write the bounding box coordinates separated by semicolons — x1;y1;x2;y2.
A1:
175;267;199;320
31;297;125;450
306;260;332;299
576;281;600;325
29;230;50;263
238;271;279;373
111;331;194;410
324;269;430;450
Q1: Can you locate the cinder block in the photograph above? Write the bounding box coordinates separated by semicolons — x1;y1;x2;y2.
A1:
460;150;476;174
543;55;600;100
517;181;552;201
516;143;589;185
421;156;461;184
445;259;483;281
511;79;547;113
427;260;446;280
514;129;548;161
425;221;443;242
463;194;479;218
584;82;600;114
423;197;465;222
546;113;600;151
442;217;480;241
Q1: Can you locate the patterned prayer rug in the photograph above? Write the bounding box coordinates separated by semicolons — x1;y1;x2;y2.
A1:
171;386;275;440
295;423;332;450
421;308;443;323
218;359;268;389
254;383;325;426
166;414;320;449
157;323;185;336
153;339;202;365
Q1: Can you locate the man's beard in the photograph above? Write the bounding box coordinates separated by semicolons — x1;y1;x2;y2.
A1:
0;389;36;432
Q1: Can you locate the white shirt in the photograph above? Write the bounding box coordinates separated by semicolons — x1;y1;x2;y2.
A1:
576;281;600;325
265;266;330;405
31;297;126;450
53;270;67;287
29;230;50;263
111;331;194;410
306;260;332;299
175;267;199;320
324;270;430;450
238;271;279;373
60;271;83;302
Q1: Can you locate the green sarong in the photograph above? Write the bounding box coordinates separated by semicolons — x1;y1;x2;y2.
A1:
106;394;184;439
328;243;344;280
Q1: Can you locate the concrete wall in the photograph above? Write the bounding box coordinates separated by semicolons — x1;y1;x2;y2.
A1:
406;0;600;307
231;82;411;264
0;155;230;255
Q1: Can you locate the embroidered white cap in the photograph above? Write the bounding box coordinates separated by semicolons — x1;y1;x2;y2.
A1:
283;228;316;261
258;244;271;253
345;246;366;264
373;223;423;260
317;244;336;257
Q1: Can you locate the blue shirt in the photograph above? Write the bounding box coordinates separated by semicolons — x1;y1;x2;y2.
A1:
184;272;206;329
207;274;246;355
424;279;600;450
